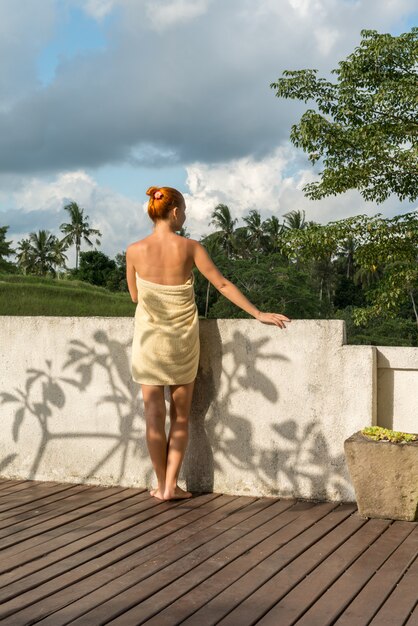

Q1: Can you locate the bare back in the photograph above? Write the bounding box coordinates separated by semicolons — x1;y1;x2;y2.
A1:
129;233;195;285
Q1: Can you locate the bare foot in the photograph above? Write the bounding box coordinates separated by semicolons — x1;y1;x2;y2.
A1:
163;486;193;500
149;488;165;501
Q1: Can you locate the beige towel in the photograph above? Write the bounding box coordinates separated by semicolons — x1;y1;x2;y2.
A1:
131;271;200;385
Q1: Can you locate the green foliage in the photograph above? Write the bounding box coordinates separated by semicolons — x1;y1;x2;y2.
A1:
0;226;15;272
282;211;418;326
271;28;418;202
198;254;319;320
0;273;135;316
361;426;418;443
76;250;116;287
2;187;418;346
335;306;417;346
60;202;102;270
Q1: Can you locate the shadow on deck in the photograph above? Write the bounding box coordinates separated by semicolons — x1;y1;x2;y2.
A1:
0;479;417;625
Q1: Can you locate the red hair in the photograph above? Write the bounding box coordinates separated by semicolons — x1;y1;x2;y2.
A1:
146;186;185;222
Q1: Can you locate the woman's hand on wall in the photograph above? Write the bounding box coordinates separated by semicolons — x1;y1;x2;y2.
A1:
256;312;291;328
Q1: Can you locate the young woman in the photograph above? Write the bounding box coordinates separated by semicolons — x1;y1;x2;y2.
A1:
126;186;291;501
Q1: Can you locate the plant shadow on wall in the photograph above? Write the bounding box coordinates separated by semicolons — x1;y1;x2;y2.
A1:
0;330;153;485
0;294;351;498
184;323;352;500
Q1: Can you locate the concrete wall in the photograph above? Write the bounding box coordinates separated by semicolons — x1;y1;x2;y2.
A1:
0;316;416;502
376;346;418;433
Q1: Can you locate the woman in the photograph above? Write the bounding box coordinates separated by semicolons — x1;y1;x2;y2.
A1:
126;186;291;502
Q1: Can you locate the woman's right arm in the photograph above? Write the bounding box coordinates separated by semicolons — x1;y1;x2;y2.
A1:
192;241;291;329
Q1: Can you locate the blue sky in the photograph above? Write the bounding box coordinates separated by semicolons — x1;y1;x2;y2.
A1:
37;6;110;87
0;0;416;265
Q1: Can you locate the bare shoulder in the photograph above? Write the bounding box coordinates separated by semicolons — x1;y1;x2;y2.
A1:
187;238;204;253
126;238;148;254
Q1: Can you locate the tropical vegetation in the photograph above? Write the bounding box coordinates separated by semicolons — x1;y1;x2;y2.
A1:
0;28;416;345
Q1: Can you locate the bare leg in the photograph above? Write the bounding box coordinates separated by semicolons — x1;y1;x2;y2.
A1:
164;380;195;500
141;384;167;500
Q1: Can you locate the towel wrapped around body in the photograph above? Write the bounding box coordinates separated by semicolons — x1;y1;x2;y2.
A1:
131;271;200;385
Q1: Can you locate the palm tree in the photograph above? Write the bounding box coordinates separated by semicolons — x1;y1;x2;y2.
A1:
15;238;33;275
209;204;237;259
283;209;307;230
264;215;287;255
27;230;62;277
50;238;69;277
337;236;356;280
0;225;15;272
353;265;382;289
60;202;102;270
242;209;267;264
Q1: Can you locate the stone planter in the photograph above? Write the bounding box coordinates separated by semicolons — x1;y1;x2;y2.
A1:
344;430;418;521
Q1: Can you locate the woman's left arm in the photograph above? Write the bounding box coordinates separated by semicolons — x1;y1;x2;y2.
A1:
126;246;138;303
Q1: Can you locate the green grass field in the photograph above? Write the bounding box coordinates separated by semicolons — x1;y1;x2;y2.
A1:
0;274;136;317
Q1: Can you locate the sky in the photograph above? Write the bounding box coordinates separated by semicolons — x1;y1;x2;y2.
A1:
1;0;417;267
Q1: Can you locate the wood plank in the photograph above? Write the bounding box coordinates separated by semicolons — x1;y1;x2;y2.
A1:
213;515;382;626
38;498;294;625
334;525;418;626
178;504;360;626
0;483;96;521
249;518;393;626
293;521;416;626
405;602;418;626
0;483;125;519
143;503;352;626
0;480;32;492
70;500;311;626
11;497;278;625
0;478;93;503
30;496;244;626
0;492;217;596
0;493;187;588
368;552;418;626
0;480;414;626
0;493;246;624
0;489;157;587
0;480;45;496
0;486;135;557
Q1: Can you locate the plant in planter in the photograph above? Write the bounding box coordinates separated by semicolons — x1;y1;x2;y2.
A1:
344;426;418;521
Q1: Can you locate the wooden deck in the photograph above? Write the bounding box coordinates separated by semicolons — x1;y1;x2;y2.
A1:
0;479;417;626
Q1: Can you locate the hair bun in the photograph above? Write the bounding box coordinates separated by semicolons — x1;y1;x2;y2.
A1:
146;186;159;197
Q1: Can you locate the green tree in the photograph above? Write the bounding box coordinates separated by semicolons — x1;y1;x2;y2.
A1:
207;254;319;320
263;215;287;256
209;204;237;258
27;230;67;277
271;28;418;202
60;202;102;270
283;209;307;230
283;211;418;327
76;250;116;287
99;251;128;292
0;226;15;272
15;238;32;275
242;209;268;264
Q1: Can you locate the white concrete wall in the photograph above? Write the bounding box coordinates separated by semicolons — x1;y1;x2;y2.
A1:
0;316;415;501
376;347;418;433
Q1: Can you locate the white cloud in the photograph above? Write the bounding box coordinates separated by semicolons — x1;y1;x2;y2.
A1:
10;171;149;261
182;147;415;239
83;0;116;21
144;0;212;31
1;0;416;174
